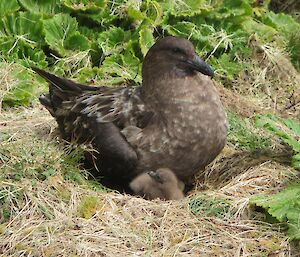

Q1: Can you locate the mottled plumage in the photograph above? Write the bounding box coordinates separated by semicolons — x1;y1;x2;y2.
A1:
34;36;228;190
129;168;184;200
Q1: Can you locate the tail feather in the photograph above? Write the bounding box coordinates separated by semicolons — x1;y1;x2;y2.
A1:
33;67;89;93
32;67;99;111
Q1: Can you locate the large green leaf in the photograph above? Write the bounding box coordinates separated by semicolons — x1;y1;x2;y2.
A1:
0;37;47;68
0;0;19;17
19;0;61;15
139;26;154;56
0;12;44;45
242;18;278;42
65;32;90;51
43;13;89;56
262;12;300;38
0;12;47;67
100;49;141;83
252;184;300;240
97;27;131;56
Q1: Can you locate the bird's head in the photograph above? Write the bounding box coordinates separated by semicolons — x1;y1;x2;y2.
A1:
147;168;178;185
142;36;214;78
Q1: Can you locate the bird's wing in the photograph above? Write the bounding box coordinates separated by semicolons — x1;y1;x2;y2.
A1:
72;85;153;129
34;67;152;134
34;68;154;179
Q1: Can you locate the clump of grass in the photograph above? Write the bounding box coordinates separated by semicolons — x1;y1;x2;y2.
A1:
227;111;271;151
189;194;231;219
0;184;26;223
77;195;100;219
0;108;107;192
287;31;300;71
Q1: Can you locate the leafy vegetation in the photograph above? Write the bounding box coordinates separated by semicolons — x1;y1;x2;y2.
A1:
251;115;300;241
252;183;300;241
256;114;300;170
0;0;299;107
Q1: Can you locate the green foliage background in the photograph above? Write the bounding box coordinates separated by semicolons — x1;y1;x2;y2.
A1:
1;0;300;242
1;0;300;106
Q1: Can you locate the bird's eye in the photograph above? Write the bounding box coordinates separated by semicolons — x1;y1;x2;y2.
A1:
172;47;183;54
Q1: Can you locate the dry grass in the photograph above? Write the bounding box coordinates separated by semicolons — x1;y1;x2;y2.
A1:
1;106;298;257
230;40;300;118
0;180;292;257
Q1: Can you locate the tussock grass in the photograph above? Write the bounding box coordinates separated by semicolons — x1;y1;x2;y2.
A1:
231;40;300;118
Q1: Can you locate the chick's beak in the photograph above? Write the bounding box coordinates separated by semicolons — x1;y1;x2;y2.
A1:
147;171;163;184
186;55;214;77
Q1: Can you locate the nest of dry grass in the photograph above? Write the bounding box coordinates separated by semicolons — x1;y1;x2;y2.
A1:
0;179;292;257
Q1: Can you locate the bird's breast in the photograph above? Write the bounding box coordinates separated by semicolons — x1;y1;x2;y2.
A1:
139;74;228;179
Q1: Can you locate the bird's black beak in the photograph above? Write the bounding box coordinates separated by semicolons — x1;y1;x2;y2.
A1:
147;170;163;184
186;55;214;77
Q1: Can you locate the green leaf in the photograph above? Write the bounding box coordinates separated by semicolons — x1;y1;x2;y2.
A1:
261;12;300;38
163;21;199;38
144;1;163;25
78;26;101;41
227;111;270;150
161;0;214;17
252;184;300;240
101;49;141;83
75;10;117;26
127;7;145;21
97;26;131;56
63;0;107;12
0;12;44;45
65;32;90;51
139;26;154;56
210;54;245;80
0;37;47;68
43;13;79;56
121;50;142;82
0;0;19;17
242;18;278;42
256;114;300;153
19;0;61;15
